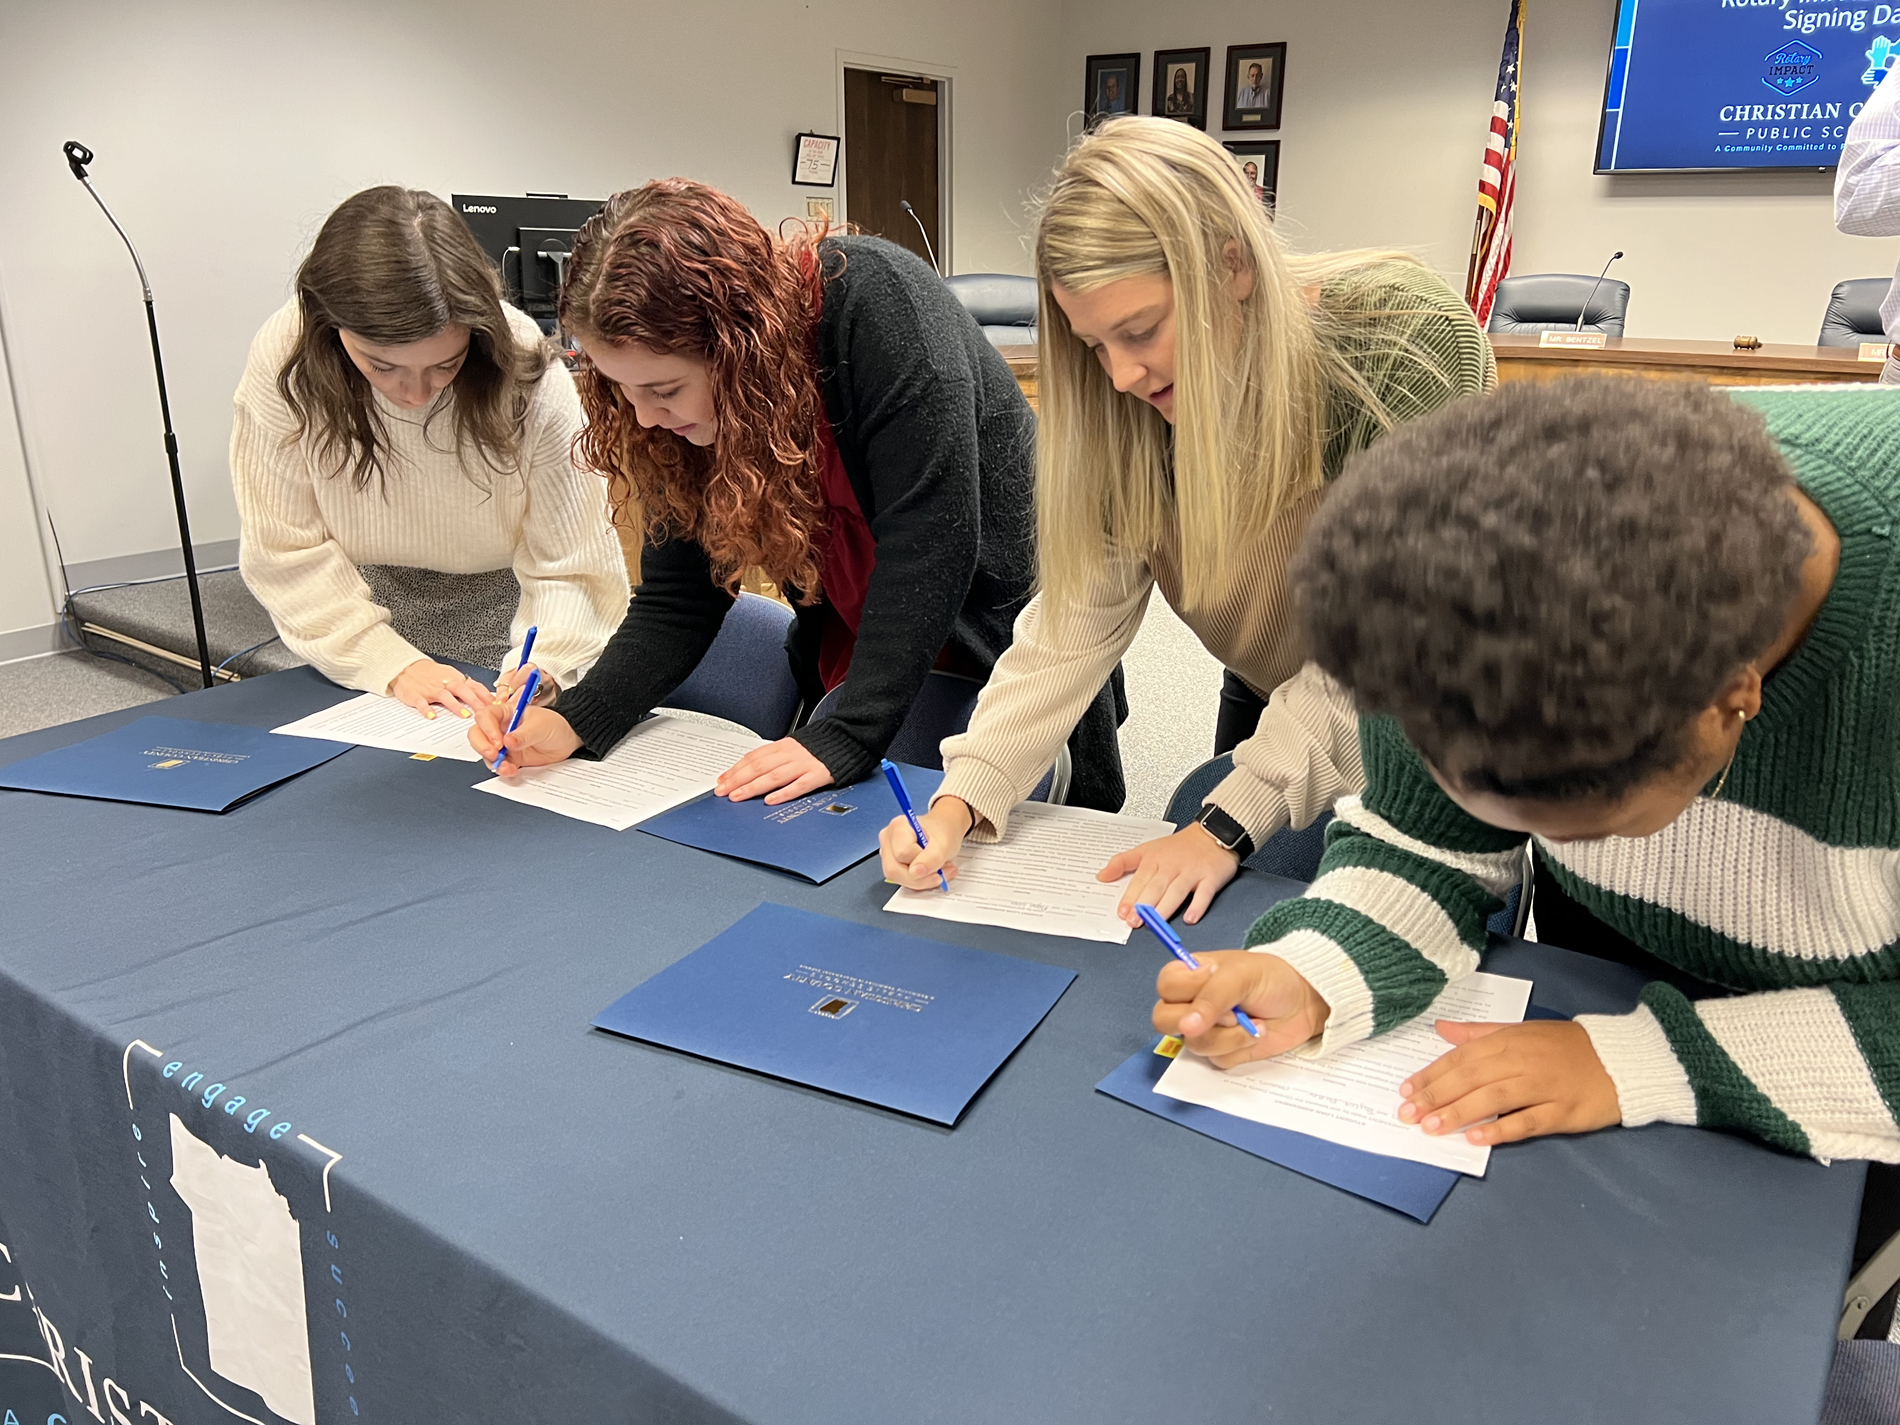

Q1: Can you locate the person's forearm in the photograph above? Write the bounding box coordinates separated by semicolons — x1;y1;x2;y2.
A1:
1210;663;1365;846
937;580;1150;840
1581;981;1900;1161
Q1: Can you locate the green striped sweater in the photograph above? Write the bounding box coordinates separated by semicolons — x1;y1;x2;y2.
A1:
1243;385;1900;1161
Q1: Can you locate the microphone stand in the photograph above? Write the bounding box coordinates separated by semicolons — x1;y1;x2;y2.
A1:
1573;251;1624;334
63;141;214;689
899;199;941;276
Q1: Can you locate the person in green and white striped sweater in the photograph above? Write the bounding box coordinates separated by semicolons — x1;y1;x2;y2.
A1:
1153;375;1900;1162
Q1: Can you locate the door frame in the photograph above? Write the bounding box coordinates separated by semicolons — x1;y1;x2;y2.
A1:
834;49;956;275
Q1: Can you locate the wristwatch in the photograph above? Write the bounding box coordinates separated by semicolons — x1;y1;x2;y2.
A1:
1194;803;1255;863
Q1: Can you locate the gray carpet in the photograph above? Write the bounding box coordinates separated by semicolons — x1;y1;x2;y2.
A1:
0;651;178;740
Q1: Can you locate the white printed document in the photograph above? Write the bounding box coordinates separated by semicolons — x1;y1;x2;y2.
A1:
473;714;763;831
273;692;486;762
883;801;1174;944
1154;971;1534;1175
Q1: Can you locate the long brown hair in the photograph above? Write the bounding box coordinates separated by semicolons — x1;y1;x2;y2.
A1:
559;180;828;598
277;186;552;490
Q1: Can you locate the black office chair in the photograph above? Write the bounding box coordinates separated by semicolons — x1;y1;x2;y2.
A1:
1487;273;1631;337
1818;278;1892;346
943;273;1038;348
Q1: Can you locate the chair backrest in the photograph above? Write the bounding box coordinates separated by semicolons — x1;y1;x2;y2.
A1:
1487;273;1631;337
808;669;1064;801
944;273;1038;328
1819;277;1893;346
657;591;801;739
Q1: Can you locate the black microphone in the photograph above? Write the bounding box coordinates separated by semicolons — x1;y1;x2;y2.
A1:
61;139;215;688
1574;251;1624;333
899;199;941;276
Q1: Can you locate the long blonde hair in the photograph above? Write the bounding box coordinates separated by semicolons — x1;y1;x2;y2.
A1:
1035;117;1426;612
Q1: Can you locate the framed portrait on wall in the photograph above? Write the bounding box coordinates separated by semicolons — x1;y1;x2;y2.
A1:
1085;52;1141;126
1223;140;1280;212
1223;43;1286;130
792;132;841;187
1152;47;1211;129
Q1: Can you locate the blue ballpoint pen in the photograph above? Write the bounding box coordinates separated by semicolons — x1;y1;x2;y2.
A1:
518;625;538;672
880;758;949;893
491;669;541;772
1134;903;1260;1038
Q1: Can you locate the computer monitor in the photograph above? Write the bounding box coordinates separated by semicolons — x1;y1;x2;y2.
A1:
450;193;605;331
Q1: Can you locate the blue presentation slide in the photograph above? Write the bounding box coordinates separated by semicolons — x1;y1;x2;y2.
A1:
1598;0;1899;171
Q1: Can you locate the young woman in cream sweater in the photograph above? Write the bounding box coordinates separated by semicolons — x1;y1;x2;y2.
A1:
231;186;627;719
880;118;1492;925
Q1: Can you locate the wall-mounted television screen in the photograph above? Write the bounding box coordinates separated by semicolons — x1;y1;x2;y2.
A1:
1596;0;1898;173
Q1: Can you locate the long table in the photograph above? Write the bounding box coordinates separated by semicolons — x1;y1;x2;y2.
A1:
1486;333;1883;386
1001;337;1879;410
0;669;1865;1423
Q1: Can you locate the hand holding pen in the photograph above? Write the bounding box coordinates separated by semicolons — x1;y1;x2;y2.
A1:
880;759;949;893
491;670;541;772
1136;904;1258;1038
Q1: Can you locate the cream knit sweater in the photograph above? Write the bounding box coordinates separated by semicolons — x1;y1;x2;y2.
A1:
230;299;628;695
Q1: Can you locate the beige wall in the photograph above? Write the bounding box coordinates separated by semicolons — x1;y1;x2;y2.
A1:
1059;0;1900;343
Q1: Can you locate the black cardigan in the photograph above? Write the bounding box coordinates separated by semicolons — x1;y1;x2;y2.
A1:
553;236;1038;787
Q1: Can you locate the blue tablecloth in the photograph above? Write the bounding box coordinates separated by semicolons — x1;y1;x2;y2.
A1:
0;669;1866;1424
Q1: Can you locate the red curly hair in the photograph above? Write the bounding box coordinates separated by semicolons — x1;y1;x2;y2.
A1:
560;180;833;599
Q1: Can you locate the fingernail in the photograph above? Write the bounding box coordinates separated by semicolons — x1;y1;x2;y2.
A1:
425;710;436;719
1398;1102;1416;1122
1181;1013;1204;1035
1423;1115;1441;1132
1399;1079;1414;1095
459;708;472;718
1467;1129;1485;1144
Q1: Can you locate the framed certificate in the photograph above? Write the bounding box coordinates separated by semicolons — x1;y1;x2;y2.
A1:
792;132;841;187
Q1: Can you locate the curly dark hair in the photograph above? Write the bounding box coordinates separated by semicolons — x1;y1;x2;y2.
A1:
1292;376;1813;800
559;180;834;599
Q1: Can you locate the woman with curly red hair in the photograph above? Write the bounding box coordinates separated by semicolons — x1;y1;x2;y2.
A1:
470;179;1123;806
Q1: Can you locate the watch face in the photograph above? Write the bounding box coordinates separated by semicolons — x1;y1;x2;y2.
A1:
1198;806;1242;848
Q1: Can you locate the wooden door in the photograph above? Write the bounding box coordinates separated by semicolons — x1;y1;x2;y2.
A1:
842;67;942;272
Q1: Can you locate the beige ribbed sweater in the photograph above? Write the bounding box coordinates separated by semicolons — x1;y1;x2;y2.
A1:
937;262;1494;843
231;300;628;695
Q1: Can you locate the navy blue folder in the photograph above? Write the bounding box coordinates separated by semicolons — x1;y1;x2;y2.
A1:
1096;1040;1461;1223
636;764;945;882
1096;1007;1568;1223
0;715;351;812
594;902;1076;1125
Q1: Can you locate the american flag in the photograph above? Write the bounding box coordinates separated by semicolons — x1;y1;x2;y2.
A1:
1466;0;1524;326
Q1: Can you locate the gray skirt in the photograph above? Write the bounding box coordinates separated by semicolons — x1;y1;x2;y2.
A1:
358;564;519;671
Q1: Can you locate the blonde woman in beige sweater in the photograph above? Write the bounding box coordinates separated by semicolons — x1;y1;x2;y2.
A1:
880;118;1492;925
232;187;627;720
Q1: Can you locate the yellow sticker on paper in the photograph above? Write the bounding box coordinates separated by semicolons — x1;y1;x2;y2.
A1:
1154;1036;1184;1059
409;753;437;762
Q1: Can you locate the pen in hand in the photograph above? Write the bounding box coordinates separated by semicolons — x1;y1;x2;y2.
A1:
1135;903;1259;1038
501;625;537;697
880;758;949;893
491;669;541;773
